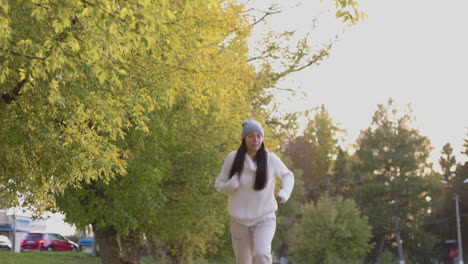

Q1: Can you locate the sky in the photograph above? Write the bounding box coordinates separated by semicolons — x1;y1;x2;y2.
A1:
251;0;468;168
26;0;468;236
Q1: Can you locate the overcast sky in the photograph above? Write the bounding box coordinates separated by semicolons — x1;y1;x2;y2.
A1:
251;0;468;168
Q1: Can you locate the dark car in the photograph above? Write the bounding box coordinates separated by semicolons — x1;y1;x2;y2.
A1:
20;232;78;252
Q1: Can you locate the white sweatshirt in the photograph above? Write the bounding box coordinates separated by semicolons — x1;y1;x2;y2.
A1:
215;151;294;226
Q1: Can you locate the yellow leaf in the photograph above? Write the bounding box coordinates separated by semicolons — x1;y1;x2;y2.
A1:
0;0;9;12
69;37;80;52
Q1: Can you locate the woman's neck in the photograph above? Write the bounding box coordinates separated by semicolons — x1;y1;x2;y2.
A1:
247;151;256;161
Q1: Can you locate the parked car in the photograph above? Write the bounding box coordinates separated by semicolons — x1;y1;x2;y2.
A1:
20;232;78;252
0;235;12;251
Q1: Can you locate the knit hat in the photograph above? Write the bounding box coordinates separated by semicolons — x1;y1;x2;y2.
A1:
242;119;264;139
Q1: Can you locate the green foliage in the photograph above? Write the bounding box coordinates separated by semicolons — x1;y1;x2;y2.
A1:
439;143;457;183
290;195;372;264
272;159;306;258
331;148;354;197
330;0;367;24
0;0;178;211
303;105;342;171
284;106;345;201
354;98;442;262
201;220;236;264
380;250;395;264
53;1;255;262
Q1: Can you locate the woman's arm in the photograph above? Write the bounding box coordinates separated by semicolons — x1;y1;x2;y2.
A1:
215;152;240;194
271;153;294;202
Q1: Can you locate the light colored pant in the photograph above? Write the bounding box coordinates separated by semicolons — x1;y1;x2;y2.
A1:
230;217;276;264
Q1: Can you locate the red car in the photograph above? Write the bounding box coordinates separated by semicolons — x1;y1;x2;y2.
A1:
20;232;78;252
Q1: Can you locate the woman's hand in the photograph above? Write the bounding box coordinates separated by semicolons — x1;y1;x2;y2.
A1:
276;194;285;202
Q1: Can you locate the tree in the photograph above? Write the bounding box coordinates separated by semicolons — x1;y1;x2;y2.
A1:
284;106;344;201
440;143;457;183
290;195;372;264
53;1;255;263
421;143;463;264
455;131;468;261
331;148;354;197
0;0;170;211
354;98;440;263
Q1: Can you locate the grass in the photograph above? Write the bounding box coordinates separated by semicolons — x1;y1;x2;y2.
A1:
0;252;102;264
0;252;156;264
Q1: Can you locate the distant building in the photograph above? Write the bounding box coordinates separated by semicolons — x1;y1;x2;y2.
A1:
0;210;46;252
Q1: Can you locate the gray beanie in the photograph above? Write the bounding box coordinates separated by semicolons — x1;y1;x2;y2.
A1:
242;119;264;139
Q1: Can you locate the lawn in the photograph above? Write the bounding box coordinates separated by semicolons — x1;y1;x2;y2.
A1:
0;252;102;264
0;252;156;264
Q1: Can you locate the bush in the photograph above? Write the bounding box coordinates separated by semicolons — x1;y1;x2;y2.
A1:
290;196;373;264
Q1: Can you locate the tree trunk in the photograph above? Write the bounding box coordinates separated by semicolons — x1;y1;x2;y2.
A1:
120;230;143;264
94;225;123;264
279;243;288;264
395;226;405;264
394;192;405;264
167;251;184;264
376;235;385;264
166;243;185;264
147;237;168;264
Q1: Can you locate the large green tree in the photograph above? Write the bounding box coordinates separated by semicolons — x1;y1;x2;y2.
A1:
0;0;168;210
54;1;254;263
354;99;441;264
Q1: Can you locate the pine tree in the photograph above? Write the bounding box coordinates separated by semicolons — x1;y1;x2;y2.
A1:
354;99;439;263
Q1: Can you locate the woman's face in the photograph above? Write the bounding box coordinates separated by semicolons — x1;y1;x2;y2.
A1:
245;131;263;153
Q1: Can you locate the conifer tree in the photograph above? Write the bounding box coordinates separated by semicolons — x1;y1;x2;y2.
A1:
354;99;440;263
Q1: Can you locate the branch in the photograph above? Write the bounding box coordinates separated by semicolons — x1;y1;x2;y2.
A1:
80;0;116;19
268;46;331;84
165;195;180;203
246;2;302;27
80;0;95;7
2;79;28;104
250;7;282;26
4;48;47;60
248;44;278;62
269;86;295;93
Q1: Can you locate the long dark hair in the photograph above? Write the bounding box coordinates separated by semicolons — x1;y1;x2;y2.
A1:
229;138;268;191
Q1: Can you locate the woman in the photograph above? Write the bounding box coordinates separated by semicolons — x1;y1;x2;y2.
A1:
215;119;294;264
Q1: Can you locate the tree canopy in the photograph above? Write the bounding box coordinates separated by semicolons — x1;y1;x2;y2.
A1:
1;0;176;210
354;99;442;263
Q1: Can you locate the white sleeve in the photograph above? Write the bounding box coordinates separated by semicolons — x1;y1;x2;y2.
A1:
271;153;294;203
215;152;240;194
